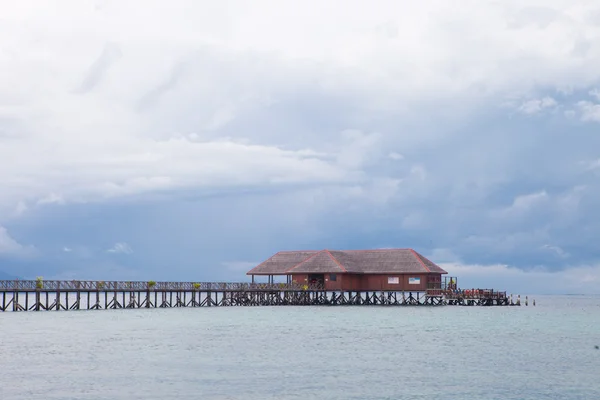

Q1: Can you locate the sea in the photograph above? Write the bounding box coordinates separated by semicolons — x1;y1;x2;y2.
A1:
0;295;599;400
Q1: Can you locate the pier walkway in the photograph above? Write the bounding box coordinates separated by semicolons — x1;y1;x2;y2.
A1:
0;280;520;312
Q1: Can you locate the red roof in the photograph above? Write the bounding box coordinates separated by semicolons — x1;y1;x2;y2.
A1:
247;249;447;275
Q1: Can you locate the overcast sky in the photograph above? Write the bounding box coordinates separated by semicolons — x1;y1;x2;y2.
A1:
1;0;600;294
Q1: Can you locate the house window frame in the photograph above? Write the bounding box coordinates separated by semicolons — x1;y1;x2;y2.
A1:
329;274;337;281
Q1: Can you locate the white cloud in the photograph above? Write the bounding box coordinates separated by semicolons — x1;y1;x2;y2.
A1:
336;130;383;169
0;0;599;217
0;226;35;257
440;262;600;295
409;165;427;181
577;100;600;122
510;191;549;211
583;159;600;171
541;244;570;258
61;246;94;259
106;242;133;255
13;201;28;217
589;88;600;101
37;193;66;206
518;96;557;114
388;152;404;160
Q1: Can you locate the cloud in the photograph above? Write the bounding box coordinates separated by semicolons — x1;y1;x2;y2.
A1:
0;2;598;213
13;201;28;217
106;242;133;255
0;226;35;257
76;42;123;94
518;97;558;114
583;159;600;171
508;191;549;212
2;1;600;289
37;193;66;206
541;244;570;259
441;262;600;295
336;130;383;169
0;130;372;209
577;100;600;122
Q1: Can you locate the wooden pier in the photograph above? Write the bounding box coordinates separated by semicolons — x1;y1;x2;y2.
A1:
0;279;520;312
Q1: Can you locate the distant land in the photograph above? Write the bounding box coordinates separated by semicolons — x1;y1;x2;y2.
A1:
0;270;19;280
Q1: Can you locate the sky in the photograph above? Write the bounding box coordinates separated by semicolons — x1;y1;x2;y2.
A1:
1;0;600;294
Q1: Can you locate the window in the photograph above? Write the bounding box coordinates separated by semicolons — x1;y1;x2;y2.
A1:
388;277;399;284
408;277;421;285
329;274;337;281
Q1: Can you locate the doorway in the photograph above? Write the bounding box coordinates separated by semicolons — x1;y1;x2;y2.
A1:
308;274;324;288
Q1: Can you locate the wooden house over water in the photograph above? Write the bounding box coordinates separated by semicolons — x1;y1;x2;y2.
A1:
247;249;448;291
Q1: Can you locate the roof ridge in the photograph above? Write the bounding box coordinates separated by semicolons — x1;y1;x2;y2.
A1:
410;249;431;273
285;250;326;273
325;249;348;272
414;251;447;274
278;250;319;253
334;248;412;252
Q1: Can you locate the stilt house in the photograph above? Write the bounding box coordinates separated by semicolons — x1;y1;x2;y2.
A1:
247;248;448;291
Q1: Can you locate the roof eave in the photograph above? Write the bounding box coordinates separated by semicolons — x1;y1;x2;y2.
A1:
246;272;290;276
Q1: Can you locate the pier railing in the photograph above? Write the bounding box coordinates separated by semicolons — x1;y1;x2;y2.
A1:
426;288;508;299
0;280;507;300
0;280;326;292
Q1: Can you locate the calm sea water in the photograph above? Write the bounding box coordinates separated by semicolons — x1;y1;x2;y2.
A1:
1;295;599;399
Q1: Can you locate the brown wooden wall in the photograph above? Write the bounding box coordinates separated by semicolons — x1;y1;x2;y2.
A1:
340;274;362;291
358;274;430;291
291;273;440;291
291;274;308;285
